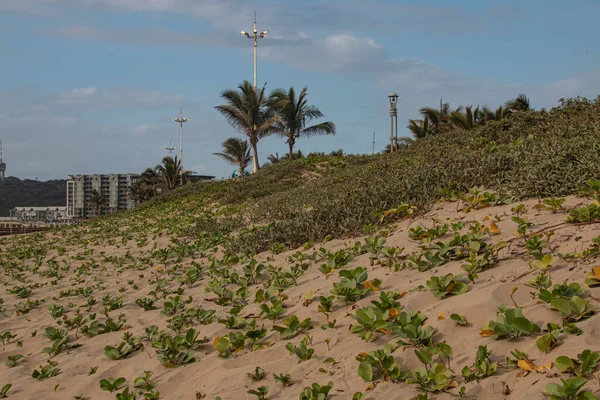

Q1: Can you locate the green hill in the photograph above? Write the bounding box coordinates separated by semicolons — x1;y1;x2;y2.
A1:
88;95;600;254
0;177;66;217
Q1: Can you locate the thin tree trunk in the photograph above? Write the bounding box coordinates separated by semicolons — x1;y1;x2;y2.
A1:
252;141;260;173
288;138;294;158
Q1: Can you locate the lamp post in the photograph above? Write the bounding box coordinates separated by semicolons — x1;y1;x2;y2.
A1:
241;11;268;91
165;140;175;156
388;93;399;152
173;109;189;183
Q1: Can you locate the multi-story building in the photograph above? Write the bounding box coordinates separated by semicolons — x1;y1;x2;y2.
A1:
66;174;140;219
12;206;68;223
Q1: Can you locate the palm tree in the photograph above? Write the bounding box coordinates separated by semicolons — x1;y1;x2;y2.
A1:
213;137;253;176
481;105;507;122
89;188;105;217
267;153;281;164
156;156;182;190
419;102;455;134
505;93;531;112
449;105;487;130
215;81;279;173
407;117;433;138
268;87;336;157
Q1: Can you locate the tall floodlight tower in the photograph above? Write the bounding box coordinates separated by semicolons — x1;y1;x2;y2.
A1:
0;139;6;181
241;11;269;91
173;109;189;182
173;109;189;166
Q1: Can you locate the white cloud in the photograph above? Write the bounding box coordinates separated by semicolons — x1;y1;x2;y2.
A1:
53;87;182;109
131;124;158;137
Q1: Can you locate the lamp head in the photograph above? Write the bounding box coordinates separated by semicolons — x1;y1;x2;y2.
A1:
260;30;268;38
388;92;399;109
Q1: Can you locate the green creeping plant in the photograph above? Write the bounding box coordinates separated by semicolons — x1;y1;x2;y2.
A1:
32;361;61;380
100;377;127;393
555;350;600;377
462;345;498;382
298;381;333;400
330;267;380;304
425;274;468;298
285;337;314;362
273;373;291;386
544;377;598;400
247;367;266;381
247;385;269;400
349;307;389;342
272;315;313;340
405;347;455;393
482;305;541;340
0;384;12;399
356;343;407;382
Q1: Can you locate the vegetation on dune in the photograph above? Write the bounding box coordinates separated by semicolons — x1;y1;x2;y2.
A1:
193;96;600;254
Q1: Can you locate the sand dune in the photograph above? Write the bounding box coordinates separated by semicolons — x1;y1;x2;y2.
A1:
1;196;599;400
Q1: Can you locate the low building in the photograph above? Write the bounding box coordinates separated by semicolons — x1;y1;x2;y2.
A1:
187;174;215;182
12;206;68;223
66;174;140;219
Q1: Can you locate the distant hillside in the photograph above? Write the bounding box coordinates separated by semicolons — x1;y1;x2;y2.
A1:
0;177;66;217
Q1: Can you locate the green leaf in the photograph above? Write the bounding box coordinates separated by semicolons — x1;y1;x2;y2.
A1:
358;362;373;382
544;383;564;397
551;298;573;316
511;317;539;334
104;347;121;360
415;348;433;365
555;356;574;372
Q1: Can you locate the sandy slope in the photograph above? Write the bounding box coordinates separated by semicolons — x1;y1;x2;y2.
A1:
1;196;600;400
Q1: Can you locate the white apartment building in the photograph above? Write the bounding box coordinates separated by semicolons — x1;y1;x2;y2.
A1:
66;174;139;219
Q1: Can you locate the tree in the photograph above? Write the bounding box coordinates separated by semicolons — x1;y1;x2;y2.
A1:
88;188;105;217
156;156;182;190
419;102;455;134
266;153;281;164
215;81;279;173
268;87;336;157
449;105;486;130
481;105;507;122
213;137;253;176
407;117;433;138
505;93;531;112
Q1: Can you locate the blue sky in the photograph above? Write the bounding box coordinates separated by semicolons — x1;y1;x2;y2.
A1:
0;0;599;180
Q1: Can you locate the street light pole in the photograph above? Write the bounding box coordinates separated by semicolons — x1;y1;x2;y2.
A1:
388;93;399;152
173;109;189;184
241;11;268;91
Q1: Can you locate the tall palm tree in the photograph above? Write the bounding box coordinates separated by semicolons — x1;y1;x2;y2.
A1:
505;93;531;112
156;156;182;190
213;137;253;176
269;87;336;157
89;188;105;217
215;81;279;173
